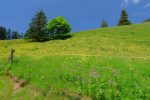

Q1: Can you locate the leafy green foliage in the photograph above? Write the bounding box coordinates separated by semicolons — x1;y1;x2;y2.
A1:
118;9;132;26
101;19;108;28
46;16;71;39
25;10;48;42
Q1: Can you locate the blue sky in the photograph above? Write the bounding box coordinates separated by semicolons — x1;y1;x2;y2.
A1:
0;0;150;33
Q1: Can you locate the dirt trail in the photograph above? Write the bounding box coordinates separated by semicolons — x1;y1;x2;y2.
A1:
6;72;26;94
0;74;47;99
13;81;21;94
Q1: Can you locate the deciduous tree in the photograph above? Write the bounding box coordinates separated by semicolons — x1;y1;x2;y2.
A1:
46;16;71;38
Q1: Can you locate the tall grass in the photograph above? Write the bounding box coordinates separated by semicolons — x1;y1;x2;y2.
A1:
1;55;149;99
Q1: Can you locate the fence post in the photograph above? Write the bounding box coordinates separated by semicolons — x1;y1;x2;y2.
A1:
9;49;15;64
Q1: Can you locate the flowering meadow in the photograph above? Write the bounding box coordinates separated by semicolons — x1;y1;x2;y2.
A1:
0;22;150;99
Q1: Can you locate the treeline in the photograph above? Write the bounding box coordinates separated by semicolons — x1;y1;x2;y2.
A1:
0;9;149;41
0;27;23;40
144;18;150;22
100;9;132;28
26;9;133;42
25;10;71;42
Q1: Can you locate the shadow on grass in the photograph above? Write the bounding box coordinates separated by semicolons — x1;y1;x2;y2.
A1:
50;34;73;40
25;34;73;42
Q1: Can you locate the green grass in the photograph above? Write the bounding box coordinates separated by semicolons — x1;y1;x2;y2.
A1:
0;22;150;99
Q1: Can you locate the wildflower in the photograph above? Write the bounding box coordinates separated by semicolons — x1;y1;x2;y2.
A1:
108;79;113;86
88;68;99;78
112;68;117;76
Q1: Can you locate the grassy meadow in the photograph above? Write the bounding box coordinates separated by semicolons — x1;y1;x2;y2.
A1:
0;22;150;99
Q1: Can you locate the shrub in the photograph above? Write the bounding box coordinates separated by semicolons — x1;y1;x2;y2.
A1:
46;16;71;39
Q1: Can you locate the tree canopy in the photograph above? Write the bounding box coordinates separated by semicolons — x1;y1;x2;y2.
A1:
46;16;71;37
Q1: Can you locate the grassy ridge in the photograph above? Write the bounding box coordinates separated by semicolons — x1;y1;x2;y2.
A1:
0;22;150;99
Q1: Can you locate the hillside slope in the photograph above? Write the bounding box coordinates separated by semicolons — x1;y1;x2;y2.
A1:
0;22;150;59
0;22;150;99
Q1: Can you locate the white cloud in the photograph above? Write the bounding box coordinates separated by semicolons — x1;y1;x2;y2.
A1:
131;0;141;4
122;0;150;9
122;0;141;5
143;2;150;8
123;0;129;3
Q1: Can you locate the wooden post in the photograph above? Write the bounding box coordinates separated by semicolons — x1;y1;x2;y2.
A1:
9;49;15;64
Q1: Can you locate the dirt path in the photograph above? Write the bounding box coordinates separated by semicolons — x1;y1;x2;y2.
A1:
0;75;46;100
0;74;93;100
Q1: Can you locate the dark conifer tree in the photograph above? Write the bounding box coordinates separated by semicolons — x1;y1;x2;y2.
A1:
12;31;20;39
101;19;108;28
25;10;48;42
0;26;7;40
7;29;12;40
118;9;132;26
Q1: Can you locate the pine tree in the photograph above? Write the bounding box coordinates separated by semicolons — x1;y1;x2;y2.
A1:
101;19;108;28
25;10;48;42
118;9;132;26
0;26;7;40
7;29;12;40
12;31;20;39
